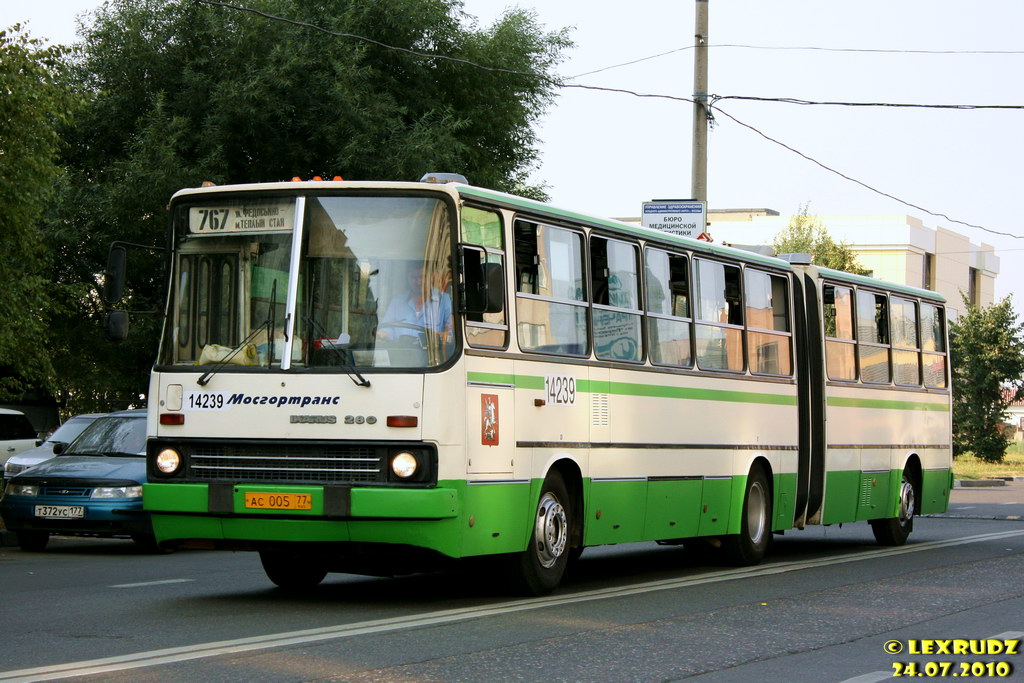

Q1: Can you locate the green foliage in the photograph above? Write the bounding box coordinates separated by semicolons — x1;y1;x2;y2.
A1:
42;0;569;413
773;203;869;275
950;296;1024;463
0;25;79;400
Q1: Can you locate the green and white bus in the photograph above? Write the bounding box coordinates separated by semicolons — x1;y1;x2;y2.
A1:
131;175;952;594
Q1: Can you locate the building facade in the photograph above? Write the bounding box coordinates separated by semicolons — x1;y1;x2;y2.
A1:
700;210;998;319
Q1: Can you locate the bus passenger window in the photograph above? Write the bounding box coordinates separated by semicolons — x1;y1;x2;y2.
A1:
514;220;587;356
857;290;890;383
591;237;642;362
645;249;692;368
921;302;947;388
891;297;921;386
694;258;744;371
823;284;856;380
745;270;792;376
462;207;507;349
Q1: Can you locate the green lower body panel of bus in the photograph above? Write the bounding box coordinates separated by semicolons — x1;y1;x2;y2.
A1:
144;480;535;559
822;467;951;525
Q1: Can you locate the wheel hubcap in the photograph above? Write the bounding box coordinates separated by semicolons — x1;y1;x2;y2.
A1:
747;481;767;545
898;477;916;524
534;492;568;568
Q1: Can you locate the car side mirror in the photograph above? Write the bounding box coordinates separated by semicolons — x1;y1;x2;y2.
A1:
52;442;66;455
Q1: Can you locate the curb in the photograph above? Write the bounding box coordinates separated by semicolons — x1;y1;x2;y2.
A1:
955;479;1008;488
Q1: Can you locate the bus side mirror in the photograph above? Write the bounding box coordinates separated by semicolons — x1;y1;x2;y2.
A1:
105;245;127;306
106;310;130;341
461;247;504;316
483;262;504;313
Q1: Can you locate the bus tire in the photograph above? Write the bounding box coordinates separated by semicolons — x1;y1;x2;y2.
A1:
507;470;573;596
16;530;49;552
259;551;328;590
870;472;916;546
723;466;772;566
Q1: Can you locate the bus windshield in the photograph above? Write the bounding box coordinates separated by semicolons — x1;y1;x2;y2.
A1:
162;193;455;370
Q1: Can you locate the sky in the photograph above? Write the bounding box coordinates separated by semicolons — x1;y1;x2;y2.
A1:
4;0;1024;305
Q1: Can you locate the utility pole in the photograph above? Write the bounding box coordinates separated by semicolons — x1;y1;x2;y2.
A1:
691;0;709;202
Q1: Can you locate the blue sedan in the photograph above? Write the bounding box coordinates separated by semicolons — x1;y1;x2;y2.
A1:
1;409;153;551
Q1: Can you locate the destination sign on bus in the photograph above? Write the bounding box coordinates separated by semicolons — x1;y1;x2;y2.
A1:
188;201;295;233
641;200;706;239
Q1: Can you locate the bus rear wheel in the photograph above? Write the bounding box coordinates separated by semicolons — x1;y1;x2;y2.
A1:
723;466;772;566
507;470;573;596
259;551;328;590
870;472;916;546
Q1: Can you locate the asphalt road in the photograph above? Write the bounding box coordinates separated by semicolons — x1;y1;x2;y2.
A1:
0;482;1021;682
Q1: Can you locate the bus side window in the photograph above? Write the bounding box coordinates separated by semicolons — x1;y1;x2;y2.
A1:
857;290;891;383
745;269;792;376
514;219;588;356
823;284;856;380
921;302;948;388
591;236;642;362
891;297;921;386
694;258;744;372
645;248;693;368
461;207;507;349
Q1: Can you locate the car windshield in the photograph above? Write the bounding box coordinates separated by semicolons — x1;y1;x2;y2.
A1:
64;416;146;457
46;416;96;445
161;193;455;370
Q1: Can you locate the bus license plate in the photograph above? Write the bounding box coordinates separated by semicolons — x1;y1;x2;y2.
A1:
244;492;313;511
35;505;85;519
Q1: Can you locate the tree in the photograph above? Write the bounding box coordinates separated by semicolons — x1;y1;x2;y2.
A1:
0;25;78;400
773;203;869;275
45;0;570;413
949;295;1024;462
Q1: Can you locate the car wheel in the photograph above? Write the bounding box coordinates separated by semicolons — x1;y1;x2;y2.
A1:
17;530;49;552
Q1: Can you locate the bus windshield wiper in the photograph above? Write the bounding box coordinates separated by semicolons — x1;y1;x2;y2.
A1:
198;280;277;386
302;315;371;387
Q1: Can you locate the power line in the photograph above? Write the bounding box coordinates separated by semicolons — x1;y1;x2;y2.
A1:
712;95;1024;111
192;0;1022;241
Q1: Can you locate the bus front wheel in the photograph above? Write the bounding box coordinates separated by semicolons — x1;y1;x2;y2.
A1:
259;551;328;590
870;472;916;546
507;470;573;596
723;466;772;566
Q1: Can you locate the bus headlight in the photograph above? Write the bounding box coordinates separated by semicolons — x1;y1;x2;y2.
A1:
155;448;182;475
390;451;418;479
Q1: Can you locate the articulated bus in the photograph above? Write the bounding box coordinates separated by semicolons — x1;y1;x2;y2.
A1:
126;175;953;594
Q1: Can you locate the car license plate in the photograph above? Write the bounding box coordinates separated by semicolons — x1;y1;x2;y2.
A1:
244;492;313;511
34;505;85;519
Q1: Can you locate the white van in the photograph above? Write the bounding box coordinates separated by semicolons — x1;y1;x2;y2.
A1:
0;408;38;466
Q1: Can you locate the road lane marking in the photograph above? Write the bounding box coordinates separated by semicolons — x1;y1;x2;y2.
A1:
109;579;195;589
4;528;1024;682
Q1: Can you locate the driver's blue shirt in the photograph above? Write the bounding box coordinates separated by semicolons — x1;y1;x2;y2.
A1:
379;288;452;339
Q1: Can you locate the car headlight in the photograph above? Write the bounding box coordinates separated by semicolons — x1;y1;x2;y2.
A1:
91;485;144;499
390;451;419;479
5;483;39;497
154;448;182;475
4;462;26;476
